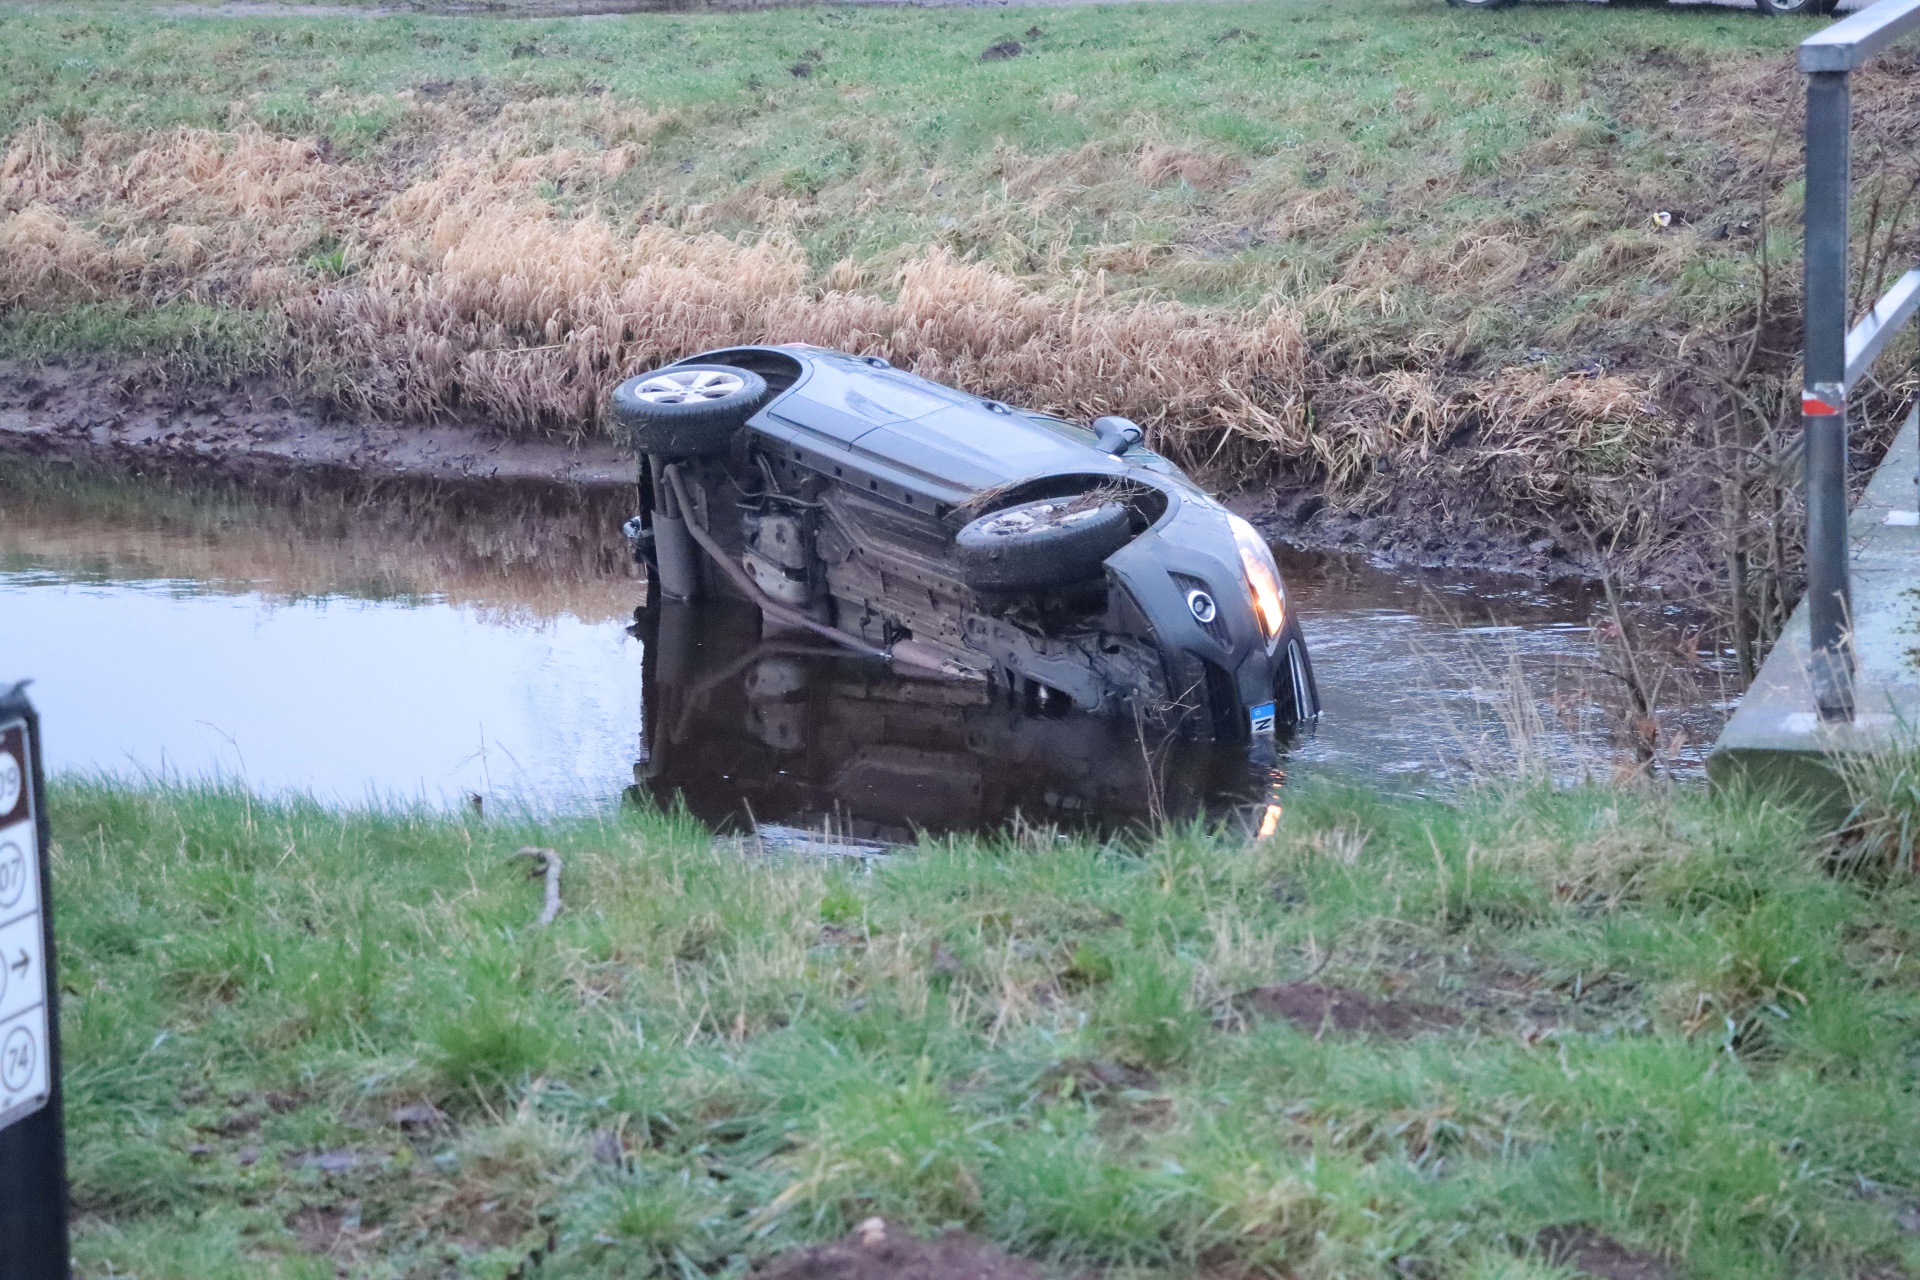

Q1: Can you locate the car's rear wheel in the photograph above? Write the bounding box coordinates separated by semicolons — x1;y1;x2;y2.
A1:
954;495;1134;592
610;364;770;458
1751;0;1836;14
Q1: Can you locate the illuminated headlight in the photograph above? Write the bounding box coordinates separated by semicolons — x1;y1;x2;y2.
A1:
1228;514;1286;650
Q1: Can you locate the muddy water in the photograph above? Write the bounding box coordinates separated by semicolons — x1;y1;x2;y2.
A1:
0;465;1729;836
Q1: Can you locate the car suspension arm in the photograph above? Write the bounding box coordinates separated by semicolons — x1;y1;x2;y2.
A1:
662;464;965;680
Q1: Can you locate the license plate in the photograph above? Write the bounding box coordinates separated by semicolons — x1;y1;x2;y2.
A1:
1249;702;1276;736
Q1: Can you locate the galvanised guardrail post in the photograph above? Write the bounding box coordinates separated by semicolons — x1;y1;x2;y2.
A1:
1802;65;1852;719
1797;0;1920;720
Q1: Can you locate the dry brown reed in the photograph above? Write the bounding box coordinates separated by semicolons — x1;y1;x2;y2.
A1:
0;110;1695;529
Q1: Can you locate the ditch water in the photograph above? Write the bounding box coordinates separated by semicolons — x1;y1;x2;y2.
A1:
0;464;1733;839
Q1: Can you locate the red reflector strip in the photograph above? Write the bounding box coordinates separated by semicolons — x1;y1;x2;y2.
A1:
1803;395;1845;417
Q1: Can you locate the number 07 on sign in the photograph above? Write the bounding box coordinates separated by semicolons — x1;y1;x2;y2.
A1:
0;682;69;1280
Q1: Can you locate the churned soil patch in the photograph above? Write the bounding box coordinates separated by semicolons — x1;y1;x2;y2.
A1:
1036;1055;1155;1097
1238;981;1457;1037
757;1219;1054;1280
1537;1226;1674;1280
287;1202;384;1256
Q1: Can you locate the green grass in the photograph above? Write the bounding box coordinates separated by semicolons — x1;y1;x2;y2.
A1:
50;775;1920;1277
0;0;1831;357
0;301;287;381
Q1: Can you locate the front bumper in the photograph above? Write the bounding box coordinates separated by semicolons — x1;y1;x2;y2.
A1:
1106;499;1318;739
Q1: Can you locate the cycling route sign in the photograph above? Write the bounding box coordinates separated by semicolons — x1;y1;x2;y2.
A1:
0;716;49;1132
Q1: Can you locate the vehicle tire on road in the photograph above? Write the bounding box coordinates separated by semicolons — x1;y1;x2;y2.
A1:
954;495;1134;592
610;364;771;458
1751;0;1836;14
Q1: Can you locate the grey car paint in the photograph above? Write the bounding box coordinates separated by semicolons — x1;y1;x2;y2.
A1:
644;343;1319;737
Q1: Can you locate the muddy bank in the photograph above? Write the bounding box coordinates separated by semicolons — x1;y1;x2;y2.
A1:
0;358;1619;583
0;358;634;496
1237;484;1607;587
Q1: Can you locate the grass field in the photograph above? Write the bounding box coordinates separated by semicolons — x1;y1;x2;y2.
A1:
49;774;1920;1278
4;0;1912;561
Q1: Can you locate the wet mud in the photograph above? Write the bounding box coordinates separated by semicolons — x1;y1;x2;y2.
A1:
0;359;634;496
754;1220;1049;1280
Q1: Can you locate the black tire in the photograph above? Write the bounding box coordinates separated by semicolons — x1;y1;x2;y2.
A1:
954;495;1134;592
1752;0;1835;13
1445;0;1512;10
610;363;770;458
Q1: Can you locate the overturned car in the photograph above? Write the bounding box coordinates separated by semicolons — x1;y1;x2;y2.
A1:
610;346;1317;740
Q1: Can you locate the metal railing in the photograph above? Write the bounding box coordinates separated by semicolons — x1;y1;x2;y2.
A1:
1798;0;1920;720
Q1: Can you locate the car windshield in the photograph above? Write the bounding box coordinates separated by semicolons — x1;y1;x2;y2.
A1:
1019;411;1092;439
1022;411;1174;472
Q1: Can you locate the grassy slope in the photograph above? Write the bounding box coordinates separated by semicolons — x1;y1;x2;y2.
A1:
1;0;1809;322
7;0;1888;562
54;778;1920;1278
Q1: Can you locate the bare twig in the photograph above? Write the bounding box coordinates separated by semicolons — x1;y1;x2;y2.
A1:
515;846;564;927
1129;700;1170;830
1599;563;1664;775
1658;128;1803;685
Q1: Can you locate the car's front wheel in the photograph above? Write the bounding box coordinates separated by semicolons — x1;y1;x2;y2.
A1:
954;495;1134;592
610;364;770;458
1751;0;1836;14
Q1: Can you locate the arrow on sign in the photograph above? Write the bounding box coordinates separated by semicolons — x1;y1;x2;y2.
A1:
8;950;26;978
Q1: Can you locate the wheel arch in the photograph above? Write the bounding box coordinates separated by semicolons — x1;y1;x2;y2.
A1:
670;346;809;401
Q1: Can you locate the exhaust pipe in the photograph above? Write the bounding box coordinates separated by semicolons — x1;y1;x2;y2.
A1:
649;456;700;602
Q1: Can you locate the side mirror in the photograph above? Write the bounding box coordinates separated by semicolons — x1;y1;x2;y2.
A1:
1092;415;1143;456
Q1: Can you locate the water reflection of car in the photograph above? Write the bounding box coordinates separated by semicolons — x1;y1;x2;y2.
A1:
611;345;1317;741
632;601;1274;842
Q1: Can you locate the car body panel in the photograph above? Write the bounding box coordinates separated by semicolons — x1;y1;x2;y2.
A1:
848;413;1122;496
640;343;1320;736
747;347;1126;498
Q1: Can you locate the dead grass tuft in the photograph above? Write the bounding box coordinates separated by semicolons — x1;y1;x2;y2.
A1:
1311;364;1661;506
1134;143;1246;192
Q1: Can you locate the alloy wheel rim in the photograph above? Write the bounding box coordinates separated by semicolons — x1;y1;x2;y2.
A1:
634;369;747;405
981;501;1107;537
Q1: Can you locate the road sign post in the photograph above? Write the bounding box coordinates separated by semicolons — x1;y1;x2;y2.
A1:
0;682;68;1280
